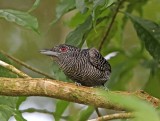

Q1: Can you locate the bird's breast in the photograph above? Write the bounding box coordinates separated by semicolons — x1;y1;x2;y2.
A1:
58;55;109;86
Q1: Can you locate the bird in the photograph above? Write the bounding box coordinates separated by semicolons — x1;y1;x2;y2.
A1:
40;44;111;87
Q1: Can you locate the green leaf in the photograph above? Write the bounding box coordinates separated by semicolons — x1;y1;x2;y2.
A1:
0;97;26;121
92;0;106;26
78;106;94;121
121;0;148;28
0;96;18;108
0;113;7;121
0;9;39;33
65;16;92;47
125;0;148;16
75;0;87;13
93;0;105;8
144;61;160;98
14;111;26;121
51;0;75;25
0;105;14;121
92;0;117;23
28;0;41;13
66;11;90;28
86;10;117;55
98;91;160;121
127;13;160;61
54;100;70;121
0;52;18;78
16;97;27;109
105;0;118;8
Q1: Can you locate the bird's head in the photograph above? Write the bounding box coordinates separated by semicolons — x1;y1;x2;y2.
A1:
40;44;80;59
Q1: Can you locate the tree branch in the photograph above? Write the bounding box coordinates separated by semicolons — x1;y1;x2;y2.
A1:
0;60;30;78
88;112;133;121
0;78;159;110
0;50;55;79
98;0;125;51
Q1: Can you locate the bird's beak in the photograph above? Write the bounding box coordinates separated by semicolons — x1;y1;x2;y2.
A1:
40;49;59;57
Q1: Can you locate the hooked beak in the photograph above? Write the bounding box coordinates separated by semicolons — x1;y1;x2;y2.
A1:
40;49;59;57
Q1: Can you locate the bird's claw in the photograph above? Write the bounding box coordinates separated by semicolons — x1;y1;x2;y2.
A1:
75;82;82;86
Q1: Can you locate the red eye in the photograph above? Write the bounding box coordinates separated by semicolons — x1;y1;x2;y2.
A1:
60;47;68;52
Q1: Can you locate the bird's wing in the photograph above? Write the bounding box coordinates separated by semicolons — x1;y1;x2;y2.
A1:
88;48;111;72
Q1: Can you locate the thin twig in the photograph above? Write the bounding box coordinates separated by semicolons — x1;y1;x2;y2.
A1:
0;60;30;78
21;108;53;114
88;112;133;121
95;107;101;117
96;0;125;117
21;108;69;120
98;0;125;51
0;50;55;79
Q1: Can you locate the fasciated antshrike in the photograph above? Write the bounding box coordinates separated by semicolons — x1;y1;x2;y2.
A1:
40;44;111;87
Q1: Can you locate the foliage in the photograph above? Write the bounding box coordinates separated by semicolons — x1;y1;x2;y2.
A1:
0;9;38;33
0;0;160;121
0;53;26;121
99;90;160;121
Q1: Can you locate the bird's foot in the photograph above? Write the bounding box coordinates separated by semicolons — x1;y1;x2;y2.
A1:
102;86;109;91
75;82;82;86
94;85;109;91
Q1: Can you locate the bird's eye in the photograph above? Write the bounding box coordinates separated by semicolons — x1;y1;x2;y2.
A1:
59;47;68;52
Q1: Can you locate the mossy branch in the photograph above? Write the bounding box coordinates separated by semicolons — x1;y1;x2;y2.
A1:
0;60;160;120
0;77;159;111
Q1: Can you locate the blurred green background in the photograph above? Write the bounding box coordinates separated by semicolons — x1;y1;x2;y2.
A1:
0;0;70;77
0;0;160;121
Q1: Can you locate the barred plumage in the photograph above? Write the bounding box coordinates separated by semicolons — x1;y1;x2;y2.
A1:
40;44;111;87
